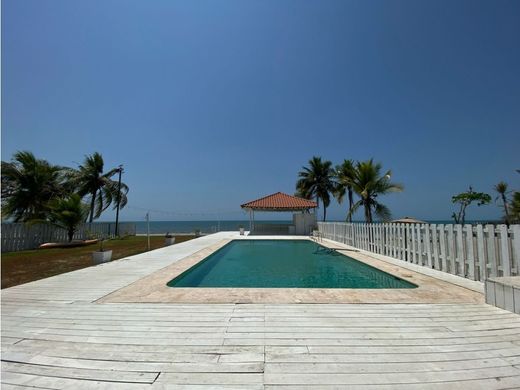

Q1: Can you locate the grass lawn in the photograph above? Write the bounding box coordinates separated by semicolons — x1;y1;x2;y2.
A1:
1;235;195;289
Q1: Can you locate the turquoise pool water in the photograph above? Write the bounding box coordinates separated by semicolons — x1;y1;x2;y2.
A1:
167;240;416;289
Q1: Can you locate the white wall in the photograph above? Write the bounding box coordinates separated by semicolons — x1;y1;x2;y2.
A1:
294;212;317;235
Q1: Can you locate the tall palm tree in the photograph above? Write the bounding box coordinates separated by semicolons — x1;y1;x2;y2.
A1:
494;181;510;225
348;159;403;223
47;194;89;242
296;156;336;221
71;153;129;223
1;151;67;222
335;159;356;222
511;192;520;224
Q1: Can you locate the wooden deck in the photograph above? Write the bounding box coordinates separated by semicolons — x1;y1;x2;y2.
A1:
2;233;520;389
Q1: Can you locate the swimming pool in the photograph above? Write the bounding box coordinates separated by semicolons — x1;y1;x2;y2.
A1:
167;240;416;289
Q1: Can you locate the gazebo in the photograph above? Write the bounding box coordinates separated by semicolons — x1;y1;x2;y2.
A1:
241;192;318;235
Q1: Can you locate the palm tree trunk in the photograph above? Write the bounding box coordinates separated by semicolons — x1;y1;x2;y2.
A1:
347;188;353;223
89;189;97;223
364;200;372;223
323;204;327;222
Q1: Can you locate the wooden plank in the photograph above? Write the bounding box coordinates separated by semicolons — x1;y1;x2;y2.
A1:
465;224;476;280
263;366;520;385
156;372;264;385
395;224;400;259
393;224;399;259
513;225;520;276
379;224;384;254
499;225;511;276
416;224;423;266
431;224;440;270
447;224;456;274
398;224;405;260
405;224;411;263
363;224;368;251
390;223;396;258
0;371;147;389
424;224;432;268
410;223;416;264
1;361;159;384
373;224;377;253
374;224;379;254
486;224;498;277
455;224;464;276
359;223;367;250
365;224;370;251
265;358;513;373
476;224;486;281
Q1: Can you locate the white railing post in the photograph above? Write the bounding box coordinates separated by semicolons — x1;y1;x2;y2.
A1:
465;224;476;280
476;224;486;281
499;225;511;277
512;225;520;277
455;224;464;276
486;224;498;277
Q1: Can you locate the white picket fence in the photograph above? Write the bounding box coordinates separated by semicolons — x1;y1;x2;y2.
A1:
1;222;136;253
317;222;520;281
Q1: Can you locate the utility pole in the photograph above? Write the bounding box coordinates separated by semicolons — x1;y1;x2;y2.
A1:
114;164;123;237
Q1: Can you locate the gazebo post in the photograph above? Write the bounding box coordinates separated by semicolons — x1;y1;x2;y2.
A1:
249;210;252;232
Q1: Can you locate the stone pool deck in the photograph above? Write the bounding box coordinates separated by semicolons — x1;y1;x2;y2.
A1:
2;232;520;389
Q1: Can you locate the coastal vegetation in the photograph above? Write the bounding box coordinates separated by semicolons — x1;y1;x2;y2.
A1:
297;156;518;224
296;157;335;221
1;235;195;289
1;151;128;240
297;157;403;222
492;169;520;225
70;152;128;223
343;159;404;223
451;187;491;224
1;151;69;222
46;194;90;242
449;169;520;225
494;181;510;225
334;159;356;222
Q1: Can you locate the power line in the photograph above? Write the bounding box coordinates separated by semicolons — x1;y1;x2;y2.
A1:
126;205;247;218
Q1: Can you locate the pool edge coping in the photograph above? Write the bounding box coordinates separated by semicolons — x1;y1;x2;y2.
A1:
97;236;484;305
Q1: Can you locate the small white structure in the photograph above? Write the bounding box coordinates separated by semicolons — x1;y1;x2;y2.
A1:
485;277;520;314
92;250;112;264
293;212;317;235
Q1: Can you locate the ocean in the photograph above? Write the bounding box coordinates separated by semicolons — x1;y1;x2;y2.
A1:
130;219;496;234
133;220;290;234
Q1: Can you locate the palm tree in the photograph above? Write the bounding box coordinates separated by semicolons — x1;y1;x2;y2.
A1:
296;156;336;221
1;151;68;222
348;159;403;223
335;159;356;222
511;192;520;224
494;181;510;225
70;153;129;222
47;194;89;242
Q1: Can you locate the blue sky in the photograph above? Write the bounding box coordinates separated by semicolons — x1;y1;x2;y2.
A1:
2;0;519;222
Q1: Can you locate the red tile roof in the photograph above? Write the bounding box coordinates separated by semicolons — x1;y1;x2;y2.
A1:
241;192;318;211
